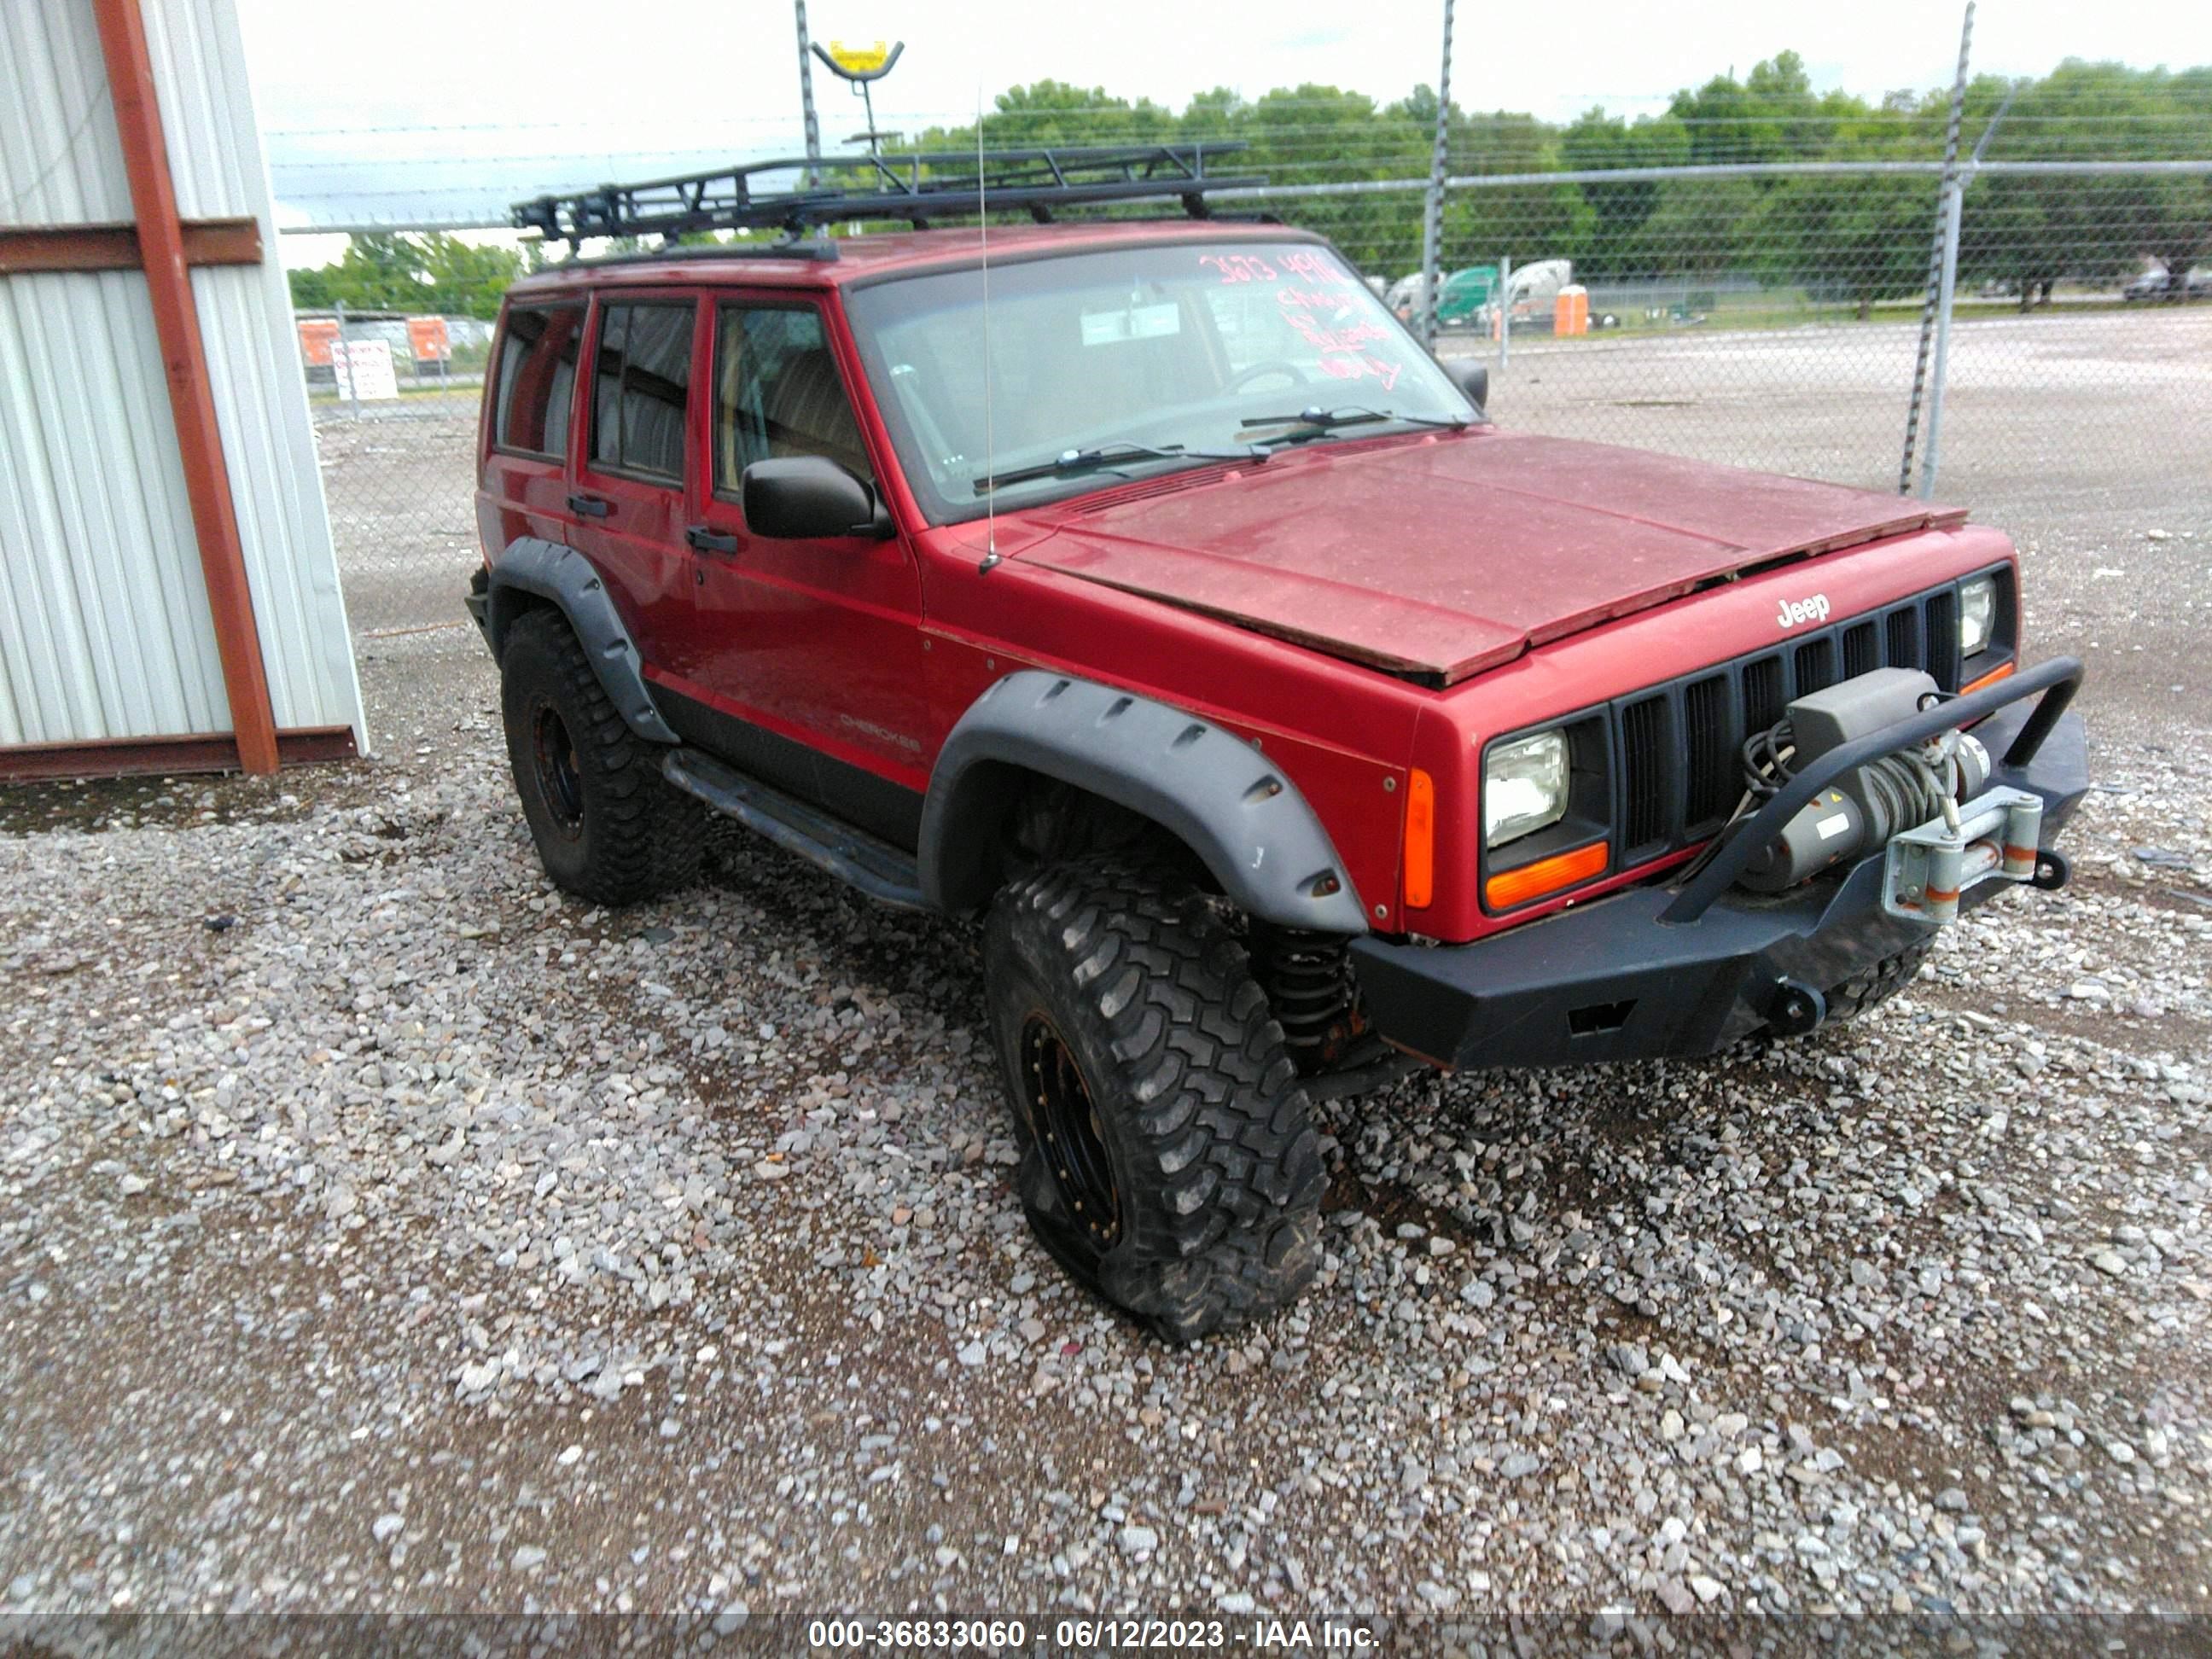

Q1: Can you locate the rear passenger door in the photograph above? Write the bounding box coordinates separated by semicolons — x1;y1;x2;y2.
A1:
480;300;585;554
661;298;927;847
564;294;701;672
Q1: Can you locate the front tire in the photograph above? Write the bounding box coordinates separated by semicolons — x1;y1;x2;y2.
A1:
982;856;1324;1343
1824;937;1935;1023
499;609;701;905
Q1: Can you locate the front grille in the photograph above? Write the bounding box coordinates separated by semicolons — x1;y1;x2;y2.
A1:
1842;620;1881;678
1619;696;1670;850
1681;674;1734;831
1793;636;1837;696
1605;576;1972;865
1742;655;1785;733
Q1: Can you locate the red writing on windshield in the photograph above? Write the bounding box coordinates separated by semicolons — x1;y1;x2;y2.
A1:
1196;249;1352;288
1197;253;1279;283
1198;248;1406;389
1317;352;1403;391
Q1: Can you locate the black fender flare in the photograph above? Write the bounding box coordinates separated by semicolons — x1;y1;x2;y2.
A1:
484;537;679;746
919;670;1371;935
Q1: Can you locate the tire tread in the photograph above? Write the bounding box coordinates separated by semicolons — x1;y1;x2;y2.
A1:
501;610;701;905
989;856;1323;1343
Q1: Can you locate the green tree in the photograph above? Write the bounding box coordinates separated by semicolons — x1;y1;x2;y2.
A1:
286;231;523;319
1667;51;1839;167
1633;175;1761;282
1559;107;1689;277
1748;101;1933;320
1959;61;2211;306
814;51;2210;309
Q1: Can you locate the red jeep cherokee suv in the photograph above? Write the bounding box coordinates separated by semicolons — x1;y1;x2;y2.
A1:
469;150;2087;1341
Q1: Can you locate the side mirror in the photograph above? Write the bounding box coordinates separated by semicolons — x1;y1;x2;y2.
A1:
740;456;894;540
1444;358;1489;415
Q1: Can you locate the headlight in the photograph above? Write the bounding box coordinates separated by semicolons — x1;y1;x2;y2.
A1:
1485;729;1569;847
1959;574;1998;659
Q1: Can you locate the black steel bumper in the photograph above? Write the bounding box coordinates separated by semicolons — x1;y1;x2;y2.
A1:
1351;669;2090;1072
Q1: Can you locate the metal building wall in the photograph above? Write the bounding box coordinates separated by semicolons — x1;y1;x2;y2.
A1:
0;0;366;756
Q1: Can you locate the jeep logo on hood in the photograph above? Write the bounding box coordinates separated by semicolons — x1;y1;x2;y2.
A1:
1777;593;1831;631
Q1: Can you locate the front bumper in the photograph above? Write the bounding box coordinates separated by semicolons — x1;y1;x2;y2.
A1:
1351;690;2089;1072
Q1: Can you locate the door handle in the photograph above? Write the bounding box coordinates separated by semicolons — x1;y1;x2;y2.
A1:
686;526;740;555
567;492;611;518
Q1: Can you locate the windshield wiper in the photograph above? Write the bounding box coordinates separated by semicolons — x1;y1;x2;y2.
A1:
1239;404;1470;445
973;440;1262;496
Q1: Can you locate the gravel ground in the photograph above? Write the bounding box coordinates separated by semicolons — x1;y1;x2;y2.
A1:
3;311;2209;1626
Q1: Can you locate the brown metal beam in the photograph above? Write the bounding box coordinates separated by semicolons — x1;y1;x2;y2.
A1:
90;0;280;775
0;726;358;784
0;217;263;275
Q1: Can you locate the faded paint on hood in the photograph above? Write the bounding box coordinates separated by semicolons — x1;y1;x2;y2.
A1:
1015;428;1965;683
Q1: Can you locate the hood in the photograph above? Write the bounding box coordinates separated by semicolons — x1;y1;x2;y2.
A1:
1017;429;1965;684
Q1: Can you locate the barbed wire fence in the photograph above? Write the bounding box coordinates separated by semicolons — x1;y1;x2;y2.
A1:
286;153;2210;643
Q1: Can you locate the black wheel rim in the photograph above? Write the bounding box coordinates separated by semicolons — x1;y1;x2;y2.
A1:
1020;1014;1121;1249
531;701;585;837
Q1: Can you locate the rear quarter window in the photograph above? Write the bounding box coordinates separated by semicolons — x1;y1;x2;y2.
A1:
492;303;585;458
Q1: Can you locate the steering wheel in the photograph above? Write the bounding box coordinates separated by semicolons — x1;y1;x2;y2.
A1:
1226;359;1307;393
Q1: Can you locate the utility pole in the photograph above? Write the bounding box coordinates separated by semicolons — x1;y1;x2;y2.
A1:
1899;1;1973;495
794;1;822;180
1923;82;2015;501
1417;0;1455;351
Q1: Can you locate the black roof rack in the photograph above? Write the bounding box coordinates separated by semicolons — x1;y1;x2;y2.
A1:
511;143;1262;250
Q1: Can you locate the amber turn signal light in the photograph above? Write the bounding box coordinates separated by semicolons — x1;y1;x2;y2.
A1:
1961;660;2016;696
1485;840;1607;910
1402;769;1435;909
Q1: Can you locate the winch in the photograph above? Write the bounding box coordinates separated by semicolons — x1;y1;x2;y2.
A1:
1729;667;2044;920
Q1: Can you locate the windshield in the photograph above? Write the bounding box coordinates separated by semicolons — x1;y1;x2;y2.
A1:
843;241;1476;523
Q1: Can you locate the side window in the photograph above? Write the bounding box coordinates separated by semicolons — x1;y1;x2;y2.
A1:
588;300;695;482
492;304;584;457
713;305;872;498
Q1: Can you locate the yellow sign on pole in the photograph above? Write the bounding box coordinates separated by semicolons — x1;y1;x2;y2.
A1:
825;40;890;75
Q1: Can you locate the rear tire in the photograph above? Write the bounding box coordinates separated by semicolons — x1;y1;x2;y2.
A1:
499;609;701;905
982;855;1324;1343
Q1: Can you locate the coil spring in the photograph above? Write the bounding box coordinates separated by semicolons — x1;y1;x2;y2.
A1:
1248;924;1365;1074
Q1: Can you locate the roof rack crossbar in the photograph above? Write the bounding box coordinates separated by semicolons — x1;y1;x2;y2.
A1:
512;143;1262;247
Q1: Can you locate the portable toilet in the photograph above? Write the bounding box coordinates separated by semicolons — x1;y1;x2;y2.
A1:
1554;284;1590;337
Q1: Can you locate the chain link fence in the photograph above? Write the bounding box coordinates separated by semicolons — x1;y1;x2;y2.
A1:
292;158;2209;643
301;309;488;635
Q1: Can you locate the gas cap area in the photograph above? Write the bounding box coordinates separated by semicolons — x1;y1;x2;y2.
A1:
1733;668;2010;894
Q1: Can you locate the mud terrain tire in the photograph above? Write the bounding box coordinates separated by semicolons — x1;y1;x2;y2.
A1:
500;609;701;905
1825;937;1936;1022
983;856;1324;1343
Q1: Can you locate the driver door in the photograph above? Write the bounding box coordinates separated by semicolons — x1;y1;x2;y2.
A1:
662;298;927;847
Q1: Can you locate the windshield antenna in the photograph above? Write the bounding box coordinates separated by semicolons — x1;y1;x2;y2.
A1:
976;90;1001;573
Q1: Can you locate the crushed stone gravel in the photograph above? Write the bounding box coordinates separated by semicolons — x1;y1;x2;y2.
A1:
3;480;2208;1617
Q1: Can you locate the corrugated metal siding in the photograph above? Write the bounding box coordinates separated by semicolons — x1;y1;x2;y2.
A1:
0;269;228;741
0;3;131;225
0;0;366;752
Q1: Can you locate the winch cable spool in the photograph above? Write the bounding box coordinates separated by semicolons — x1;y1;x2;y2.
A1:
1759;718;1961;841
1673;689;1985;894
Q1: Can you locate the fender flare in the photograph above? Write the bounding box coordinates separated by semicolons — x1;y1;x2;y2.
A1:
920;670;1371;935
484;537;679;745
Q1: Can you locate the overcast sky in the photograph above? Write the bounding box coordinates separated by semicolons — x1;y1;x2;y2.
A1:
239;0;2212;244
